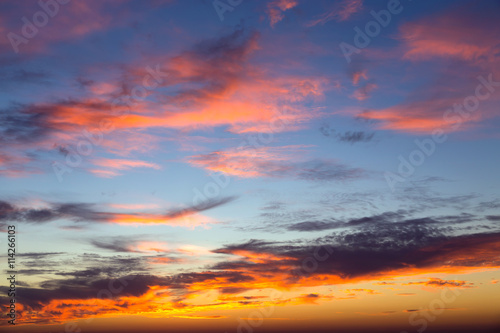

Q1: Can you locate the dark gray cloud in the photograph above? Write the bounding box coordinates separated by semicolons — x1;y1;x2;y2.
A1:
164;195;238;219
337;131;375;143
285;211;485;233
0;103;54;144
0;69;51;87
0;196;236;224
294;160;365;182
477;199;500;211
17;252;66;258
319;124;375;144
7;269;254;311
287;220;339;232
91;239;134;252
14;269;56;276
6;214;500;317
4;274;168;310
212;228;500;281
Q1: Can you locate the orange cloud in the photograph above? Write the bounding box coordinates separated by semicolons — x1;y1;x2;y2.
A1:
357;101;458;133
187;146;298;178
148;257;177;265
133;241;170;253
13;230;500;326
108;212;216;228
356;93;493;134
187;145;363;182
1;29;329;178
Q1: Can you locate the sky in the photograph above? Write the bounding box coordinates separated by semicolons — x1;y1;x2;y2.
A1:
0;0;499;332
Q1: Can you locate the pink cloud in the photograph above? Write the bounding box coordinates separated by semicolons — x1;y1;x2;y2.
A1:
400;7;499;62
266;0;299;27
90;158;160;177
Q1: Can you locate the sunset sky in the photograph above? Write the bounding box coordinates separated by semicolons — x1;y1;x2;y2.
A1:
0;0;499;332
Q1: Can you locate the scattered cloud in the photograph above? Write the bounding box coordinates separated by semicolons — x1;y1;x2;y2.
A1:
188;146;364;182
306;0;363;26
267;0;299;27
0;196;236;227
404;278;475;288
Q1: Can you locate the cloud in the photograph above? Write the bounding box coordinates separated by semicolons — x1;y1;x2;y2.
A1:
284;210;482;233
320;125;375;144
266;0;298;27
0;103;54;145
123;28;327;134
358;3;500;134
90;158;161;177
91;239;138;253
0;196;236;227
399;3;500;62
0;27;329;178
351;82;377;101
404;278;474;288
163;196;238;219
336;131;375;143
7;220;500;324
188;146;364;182
208;229;500;292
306;0;363;26
17;252;66;258
0;0;118;55
211;210;500;285
0;69;51;88
287;220;339;232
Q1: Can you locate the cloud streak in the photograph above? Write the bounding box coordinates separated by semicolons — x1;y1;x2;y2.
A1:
188;146;364;182
0;196;236;227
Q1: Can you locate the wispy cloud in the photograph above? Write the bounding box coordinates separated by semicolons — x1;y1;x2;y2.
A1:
90;158;161;177
306;0;363;26
266;0;299;27
0;196;236;227
188;146;364;181
404;278;475;288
